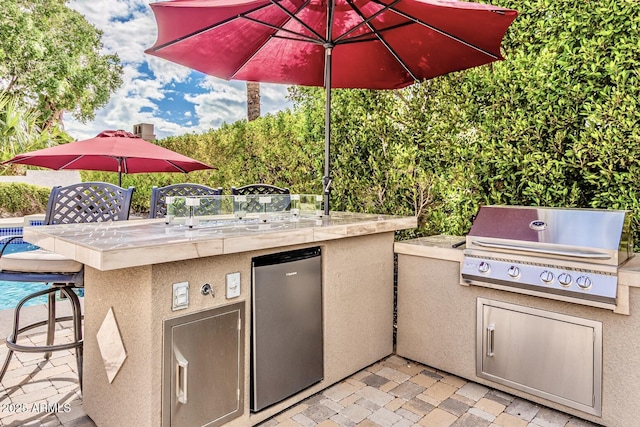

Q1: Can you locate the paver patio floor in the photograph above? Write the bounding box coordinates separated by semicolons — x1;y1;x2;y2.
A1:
0;324;600;427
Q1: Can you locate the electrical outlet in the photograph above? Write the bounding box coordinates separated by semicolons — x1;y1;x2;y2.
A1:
226;272;241;299
172;282;189;310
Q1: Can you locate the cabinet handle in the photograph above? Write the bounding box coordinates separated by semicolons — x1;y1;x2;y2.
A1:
175;350;189;404
486;324;495;357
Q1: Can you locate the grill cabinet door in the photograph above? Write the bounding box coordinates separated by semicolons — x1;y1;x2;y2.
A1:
477;299;602;416
163;303;245;427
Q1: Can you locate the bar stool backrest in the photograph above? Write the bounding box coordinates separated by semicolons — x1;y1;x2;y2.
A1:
231;184;290;213
44;182;135;225
149;183;222;218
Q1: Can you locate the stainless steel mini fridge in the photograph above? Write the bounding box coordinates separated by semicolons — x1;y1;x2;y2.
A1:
251;247;323;412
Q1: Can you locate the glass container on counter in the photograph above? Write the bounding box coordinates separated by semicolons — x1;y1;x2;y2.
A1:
164;194;324;229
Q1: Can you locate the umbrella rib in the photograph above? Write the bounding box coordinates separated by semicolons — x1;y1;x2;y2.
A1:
243;16;320;44
269;0;325;43
345;0;418;81
334;0;403;44
165;161;189;174
59;157;87;170
230;0;320;78
149;1;278;51
272;34;324;43
371;0;500;59
336;20;414;44
230;41;272;79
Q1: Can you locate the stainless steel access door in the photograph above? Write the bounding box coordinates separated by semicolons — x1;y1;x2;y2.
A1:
477;298;602;416
163;303;245;427
251;247;323;412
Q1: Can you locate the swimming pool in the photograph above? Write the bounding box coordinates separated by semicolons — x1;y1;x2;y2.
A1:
0;244;83;311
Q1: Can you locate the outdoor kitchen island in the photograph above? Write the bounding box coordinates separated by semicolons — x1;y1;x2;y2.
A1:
395;234;640;427
23;212;416;427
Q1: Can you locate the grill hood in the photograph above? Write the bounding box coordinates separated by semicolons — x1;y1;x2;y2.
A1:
465;206;633;266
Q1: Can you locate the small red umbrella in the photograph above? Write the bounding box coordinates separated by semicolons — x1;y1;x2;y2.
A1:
145;0;518;214
3;130;214;186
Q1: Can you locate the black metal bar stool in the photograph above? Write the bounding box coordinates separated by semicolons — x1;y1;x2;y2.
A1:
0;182;134;390
231;183;290;213
149;183;222;218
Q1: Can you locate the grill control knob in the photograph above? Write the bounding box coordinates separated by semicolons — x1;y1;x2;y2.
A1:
558;273;572;287
540;270;554;284
507;266;521;278
576;276;592;290
478;262;490;273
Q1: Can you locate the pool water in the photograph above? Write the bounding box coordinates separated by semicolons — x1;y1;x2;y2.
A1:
0;244;83;311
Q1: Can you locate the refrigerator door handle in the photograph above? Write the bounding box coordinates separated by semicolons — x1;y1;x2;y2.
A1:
175;348;189;404
486;323;495;357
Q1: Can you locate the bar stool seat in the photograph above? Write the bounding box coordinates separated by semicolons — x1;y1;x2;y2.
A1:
0;248;83;273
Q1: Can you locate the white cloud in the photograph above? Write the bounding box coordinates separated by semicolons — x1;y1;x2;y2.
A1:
261;83;293;115
184;78;245;131
63;0;293;141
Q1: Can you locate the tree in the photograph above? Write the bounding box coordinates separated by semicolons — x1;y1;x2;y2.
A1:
0;91;72;174
247;82;261;121
0;0;123;128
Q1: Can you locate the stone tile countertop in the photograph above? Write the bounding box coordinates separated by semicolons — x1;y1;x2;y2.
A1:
394;235;466;262
23;212;416;271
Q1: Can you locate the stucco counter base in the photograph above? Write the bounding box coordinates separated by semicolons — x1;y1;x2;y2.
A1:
395;236;640;427
24;213;416;427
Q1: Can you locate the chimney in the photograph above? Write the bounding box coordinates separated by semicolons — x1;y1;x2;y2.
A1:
133;123;156;141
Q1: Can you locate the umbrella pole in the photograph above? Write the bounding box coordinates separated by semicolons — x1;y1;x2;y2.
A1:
117;158;123;187
323;0;335;217
323;45;332;217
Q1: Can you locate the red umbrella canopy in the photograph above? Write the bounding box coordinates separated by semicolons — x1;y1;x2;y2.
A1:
145;0;518;89
3;130;214;186
145;0;517;215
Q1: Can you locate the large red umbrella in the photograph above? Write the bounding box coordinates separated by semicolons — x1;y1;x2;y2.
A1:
3;130;214;186
145;0;517;214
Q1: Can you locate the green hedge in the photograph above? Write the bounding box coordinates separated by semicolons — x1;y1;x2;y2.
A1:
80;110;322;215
0;183;50;217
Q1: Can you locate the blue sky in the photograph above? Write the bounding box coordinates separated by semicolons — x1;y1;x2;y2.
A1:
64;0;293;141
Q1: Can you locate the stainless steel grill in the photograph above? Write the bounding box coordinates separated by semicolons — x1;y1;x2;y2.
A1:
461;205;633;309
